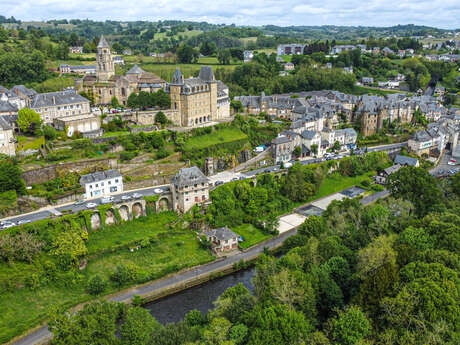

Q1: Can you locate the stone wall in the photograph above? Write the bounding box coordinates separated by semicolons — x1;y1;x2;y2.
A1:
22;158;118;185
124;174;174;191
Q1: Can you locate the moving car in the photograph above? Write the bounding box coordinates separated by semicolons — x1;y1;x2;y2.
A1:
86;202;98;208
214;181;224;186
100;196;115;204
153;188;163;194
74;199;85;205
132;193;143;199
121;195;132;201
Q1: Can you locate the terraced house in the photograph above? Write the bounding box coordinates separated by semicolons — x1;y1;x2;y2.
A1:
30;89;91;124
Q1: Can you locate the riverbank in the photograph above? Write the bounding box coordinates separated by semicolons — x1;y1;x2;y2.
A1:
10;188;387;345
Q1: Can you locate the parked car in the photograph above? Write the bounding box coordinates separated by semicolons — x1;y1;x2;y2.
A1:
86;202;98;208
215;181;224;186
132;193;142;199
74;199;85;205
231;177;238;182
100;196;115;204
17;219;31;225
239;176;246;180
448;159;457;166
153;188;163;194
121;195;132;201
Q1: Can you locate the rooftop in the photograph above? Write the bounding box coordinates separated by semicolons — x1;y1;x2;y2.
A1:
171;166;209;188
204;226;238;241
80;169;121;185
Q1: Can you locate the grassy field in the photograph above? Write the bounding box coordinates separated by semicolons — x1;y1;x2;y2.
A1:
352;85;406;96
0;212;214;343
16;136;45;152
232;224;272;249
154;29;203;40
184;127;248;151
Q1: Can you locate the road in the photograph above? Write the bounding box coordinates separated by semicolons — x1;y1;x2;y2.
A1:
1;141;407;228
11;185;392;345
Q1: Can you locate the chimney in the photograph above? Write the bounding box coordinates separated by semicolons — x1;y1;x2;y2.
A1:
53;96;56;105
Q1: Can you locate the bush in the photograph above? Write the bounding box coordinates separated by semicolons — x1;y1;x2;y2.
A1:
87;274;107;295
120;151;138;161
155;148;169;160
371;184;385;192
111;263;138;286
361;179;371;188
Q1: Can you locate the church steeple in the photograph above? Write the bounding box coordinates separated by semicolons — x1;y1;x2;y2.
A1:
96;35;114;82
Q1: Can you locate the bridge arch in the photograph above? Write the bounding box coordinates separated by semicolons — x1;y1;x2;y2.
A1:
90;212;101;230
132;202;144;218
118;205;130;221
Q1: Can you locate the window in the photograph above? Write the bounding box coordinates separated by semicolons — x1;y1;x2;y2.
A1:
202;195;206;201
115;179;119;183
89;185;93;189
95;184;98;188
194;197;199;202
101;182;104;186
185;192;188;195
108;181;111;185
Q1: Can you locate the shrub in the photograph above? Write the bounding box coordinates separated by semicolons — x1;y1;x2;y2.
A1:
120;151;138;161
371;184;385;192
87;274;107;295
361;179;371;188
111;263;138;286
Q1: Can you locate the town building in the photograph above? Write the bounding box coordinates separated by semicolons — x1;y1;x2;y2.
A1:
30;89;91;124
166;66;230;127
53;113;101;137
80;169;123;199
203;226;239;253
331;45;356;54
171;166;210;213
69;46;83;54
76;36;166;105
113;56;125;65
394;154;419;167
243;50;254;63
277;43;307;55
283;62;295;71
0;116;16;156
59;65;97;74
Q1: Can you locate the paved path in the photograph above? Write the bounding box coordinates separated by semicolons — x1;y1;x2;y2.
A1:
11;185;391;345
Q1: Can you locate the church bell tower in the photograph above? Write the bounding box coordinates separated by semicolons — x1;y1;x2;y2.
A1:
96;35;115;82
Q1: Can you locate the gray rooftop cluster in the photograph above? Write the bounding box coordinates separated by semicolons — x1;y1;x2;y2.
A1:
204;226;238;241
79;169;121;186
30;89;89;108
171;166;209;188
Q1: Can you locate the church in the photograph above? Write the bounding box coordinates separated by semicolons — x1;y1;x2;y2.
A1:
76;35;166;105
76;36;231;127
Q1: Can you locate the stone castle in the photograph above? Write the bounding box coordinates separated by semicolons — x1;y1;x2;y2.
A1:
76;36;230;127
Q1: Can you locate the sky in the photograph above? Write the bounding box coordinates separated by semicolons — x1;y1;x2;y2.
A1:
1;0;459;29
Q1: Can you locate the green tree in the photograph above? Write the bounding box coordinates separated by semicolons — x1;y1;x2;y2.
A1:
311;144;319;156
386;166;443;216
120;307;161;345
281;163;316;202
176;43;198;63
0;158;26;195
17;108;42;134
332;141;341;152
217;49;232;65
293;146;301;157
155;111;168;125
53;231;87;267
110;96;121;108
127;92;138;109
332;306;371;345
200;41;217;56
87;275;107;295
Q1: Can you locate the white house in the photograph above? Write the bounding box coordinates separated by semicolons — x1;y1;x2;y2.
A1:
80;170;123;199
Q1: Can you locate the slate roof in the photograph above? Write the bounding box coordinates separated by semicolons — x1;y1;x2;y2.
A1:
383;164;402;176
97;35;110;49
171;166;209;188
394;155;419;167
126;64;145;75
80;169;121;186
0;115;12;130
0;86;9;95
30;90;89;108
0;101;18;113
10;85;37;98
301;130;318;140
272;136;292;145
204;226;238;241
198;66;215;82
171;68;183;84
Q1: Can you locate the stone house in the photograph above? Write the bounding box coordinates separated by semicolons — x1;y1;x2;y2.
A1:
203;226;239;253
30;89;91;124
272;135;294;163
0;116;16;156
171;166;210;213
53;113;101;137
80;169;123;199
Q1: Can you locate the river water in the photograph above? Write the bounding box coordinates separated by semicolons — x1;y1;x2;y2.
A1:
144;266;256;324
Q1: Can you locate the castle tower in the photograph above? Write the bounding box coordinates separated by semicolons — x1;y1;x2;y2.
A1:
170;68;184;123
96;35;115;82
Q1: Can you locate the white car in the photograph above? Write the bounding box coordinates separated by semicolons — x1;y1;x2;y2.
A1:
132;193;143;199
154;188;163;194
17;219;31;225
2;222;15;228
447;159;456;166
86;202;98;209
121;195;132;201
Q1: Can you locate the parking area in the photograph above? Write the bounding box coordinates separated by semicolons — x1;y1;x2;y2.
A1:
340;186;366;198
278;214;307;234
311;193;347;210
296;204;325;217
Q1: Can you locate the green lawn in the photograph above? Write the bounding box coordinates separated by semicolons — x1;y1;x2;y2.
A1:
232;224;272;249
16;136;45;152
138;63;237;81
0;212;214;344
352;85;405;96
184;127;248;151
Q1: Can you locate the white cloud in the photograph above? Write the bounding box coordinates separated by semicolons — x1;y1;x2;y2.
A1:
1;0;459;29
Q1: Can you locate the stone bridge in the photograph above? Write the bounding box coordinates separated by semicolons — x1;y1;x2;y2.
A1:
90;199;147;230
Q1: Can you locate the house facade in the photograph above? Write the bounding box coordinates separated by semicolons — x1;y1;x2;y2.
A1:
0;116;16;156
80;170;123;199
171;166;210;213
203;226;239;253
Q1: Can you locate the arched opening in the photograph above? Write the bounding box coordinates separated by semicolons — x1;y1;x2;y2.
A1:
158;198;169;212
118;205;129;221
105;209;116;225
91;212;101;230
132;202;144;218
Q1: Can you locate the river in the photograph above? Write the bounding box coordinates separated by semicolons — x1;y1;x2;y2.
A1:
144;266;256;324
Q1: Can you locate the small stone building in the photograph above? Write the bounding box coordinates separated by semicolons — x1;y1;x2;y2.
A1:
203;226;239;253
171;166;210;213
54;113;101;137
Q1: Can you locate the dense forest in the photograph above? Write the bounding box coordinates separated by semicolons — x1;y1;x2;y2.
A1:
46;166;460;345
